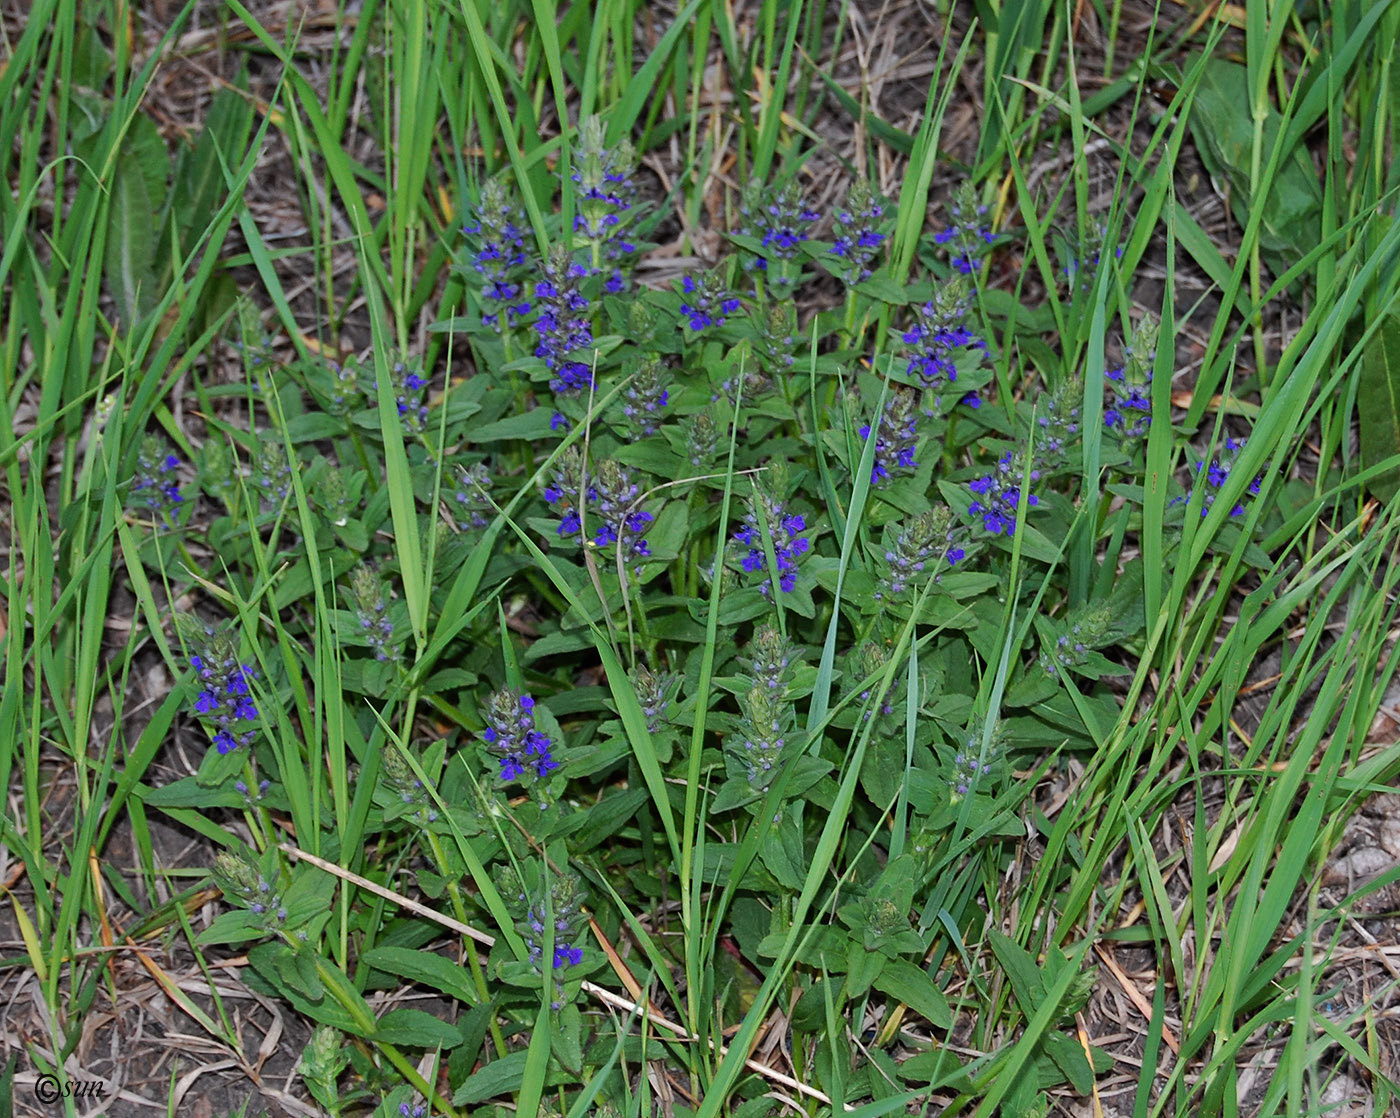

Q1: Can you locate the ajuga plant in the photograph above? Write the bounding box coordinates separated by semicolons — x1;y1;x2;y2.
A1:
123;101;1309;1118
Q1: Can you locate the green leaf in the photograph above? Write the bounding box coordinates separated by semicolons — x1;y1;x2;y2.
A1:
194;909;266;947
873;959;952;1029
375;1007;465;1049
361;946;478;1005
104;147;160;328
1359;310;1400;501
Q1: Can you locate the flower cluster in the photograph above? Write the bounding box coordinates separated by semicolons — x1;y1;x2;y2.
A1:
830;182;887;284
572;115;638;291
968;451;1040;537
729;627;800;789
546;455;654;562
860;388;920;486
1040;605;1113;678
949;720;1001;801
533;246;595;393
620;360;671;436
902;278;986;394
482;689;557;783
850;641;898;718
934;183;996;275
678;272;741;332
949;746;992;800
180;619;259;755
502;867;588;974
735;489;810;594
874;507;963;599
379;747;440;825
630;664;673;733
685;413;718;468
739;180;820;286
461;178;532;330
451;462;494;529
1064;221;1123;291
743;624;798;694
734;685;791;788
348;564;397;663
390;358;429;432
1033;380;1082;470
213;849;287;924
252;433;291;510
130;436;183;522
1104;316;1158;446
1195;435;1264;518
755;298;797;376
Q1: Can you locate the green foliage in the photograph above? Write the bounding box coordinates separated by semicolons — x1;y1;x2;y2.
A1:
7;1;1400;1117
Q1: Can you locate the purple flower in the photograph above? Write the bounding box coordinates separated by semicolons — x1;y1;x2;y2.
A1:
620;360;671;436
874;508;964;599
967;451;1039;536
830;182;887;284
461;178;532;330
859;388;920;485
545;455;655;563
130;436;183;523
933;184;996;275
183;624;260;756
482;689;556;785
571;116;639;287
553;944;583;968
902;280;988;395
678;273;742;332
739;181;820;288
1103;366;1152;443
734;490;810;595
533;246;595;394
1195;435;1264;518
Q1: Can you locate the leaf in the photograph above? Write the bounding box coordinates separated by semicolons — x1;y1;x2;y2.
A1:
1188;57;1322;268
104;148;160;328
463;408;557;443
1359;309;1400;501
375;1007;465;1048
141;775;246;809
360;946;478;1005
873;959;952;1029
452;1049;564;1105
165;83;254;265
195;909;267;947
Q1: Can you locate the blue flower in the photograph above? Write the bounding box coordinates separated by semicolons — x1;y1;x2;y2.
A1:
678;273;742;331
734;490;810;594
130;436;183;523
533;247;595;394
830;182;887;284
571;116;640;289
739;181;820;288
461;178;532;330
553;944;583;968
545;456;654;563
183;625;260;756
859;388;920;485
933;184;996;275
967;451;1039;536
873;508;963;599
1103;364;1152;442
1195;435;1264;518
483;689;556;784
902;280;987;394
620;360;671;436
